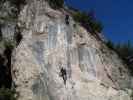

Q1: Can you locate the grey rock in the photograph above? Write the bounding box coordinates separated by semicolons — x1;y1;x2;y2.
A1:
11;0;133;100
0;1;17;40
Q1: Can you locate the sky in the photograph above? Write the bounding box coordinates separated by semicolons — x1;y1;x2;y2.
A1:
65;0;133;44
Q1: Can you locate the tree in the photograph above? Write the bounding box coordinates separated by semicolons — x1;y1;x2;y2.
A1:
47;0;64;9
72;11;103;33
106;40;133;75
106;40;114;50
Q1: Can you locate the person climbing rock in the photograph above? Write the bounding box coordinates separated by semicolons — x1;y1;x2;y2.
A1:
65;15;69;25
60;67;67;85
14;25;23;45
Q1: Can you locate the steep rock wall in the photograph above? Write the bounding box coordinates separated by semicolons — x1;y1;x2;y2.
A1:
12;0;132;100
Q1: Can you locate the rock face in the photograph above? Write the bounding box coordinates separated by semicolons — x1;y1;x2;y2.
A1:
12;0;132;100
0;1;17;40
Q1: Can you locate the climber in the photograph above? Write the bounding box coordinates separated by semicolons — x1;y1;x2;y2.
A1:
65;15;69;25
14;25;23;45
60;67;67;85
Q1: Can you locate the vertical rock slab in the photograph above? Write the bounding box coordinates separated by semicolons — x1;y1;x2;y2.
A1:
12;0;132;100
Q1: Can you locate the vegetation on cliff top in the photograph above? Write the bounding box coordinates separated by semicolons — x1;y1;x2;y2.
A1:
47;0;103;33
47;0;64;9
72;11;103;33
106;40;133;75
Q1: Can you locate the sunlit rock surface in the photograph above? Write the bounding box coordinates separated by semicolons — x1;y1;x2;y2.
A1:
12;0;132;100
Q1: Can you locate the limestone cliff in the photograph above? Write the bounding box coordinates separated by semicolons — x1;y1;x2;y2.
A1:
11;0;133;100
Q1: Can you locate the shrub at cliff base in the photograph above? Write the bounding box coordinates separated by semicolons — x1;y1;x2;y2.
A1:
0;87;16;100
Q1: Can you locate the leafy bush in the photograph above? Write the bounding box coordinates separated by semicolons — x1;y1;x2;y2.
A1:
72;11;103;33
0;87;16;100
107;41;133;59
47;0;64;9
108;41;133;58
106;40;115;50
3;39;16;50
117;42;133;59
90;20;103;33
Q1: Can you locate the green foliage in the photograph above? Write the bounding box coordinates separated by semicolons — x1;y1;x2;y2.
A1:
117;41;133;58
72;12;89;22
106;40;133;59
72;11;103;33
47;0;64;9
0;16;17;22
106;40;115;50
3;39;16;50
0;87;16;100
106;40;133;75
90;20;103;33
